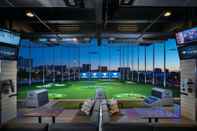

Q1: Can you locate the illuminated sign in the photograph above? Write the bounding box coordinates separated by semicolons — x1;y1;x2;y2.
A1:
80;72;89;79
91;72;100;78
111;72;119;78
101;72;109;78
80;72;120;79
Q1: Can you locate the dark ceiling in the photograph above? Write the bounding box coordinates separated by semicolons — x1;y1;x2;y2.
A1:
0;0;197;43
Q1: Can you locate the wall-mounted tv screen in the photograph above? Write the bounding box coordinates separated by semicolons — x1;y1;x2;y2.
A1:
0;45;18;60
176;27;197;46
0;28;20;46
178;45;197;60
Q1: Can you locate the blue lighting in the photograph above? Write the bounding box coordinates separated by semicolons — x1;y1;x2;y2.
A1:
91;72;99;78
111;72;119;78
39;38;48;42
81;73;89;79
80;72;119;79
101;72;108;78
113;72;117;76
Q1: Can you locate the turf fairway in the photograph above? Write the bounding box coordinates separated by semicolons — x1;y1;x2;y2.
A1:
18;80;153;100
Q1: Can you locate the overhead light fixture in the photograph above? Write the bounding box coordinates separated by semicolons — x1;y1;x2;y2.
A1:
26;11;34;18
164;11;171;17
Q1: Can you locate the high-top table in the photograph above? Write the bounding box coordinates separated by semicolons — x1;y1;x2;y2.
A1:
137;107;180;123
24;109;63;123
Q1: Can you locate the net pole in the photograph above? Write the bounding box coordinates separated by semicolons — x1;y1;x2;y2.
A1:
137;46;140;82
152;44;155;85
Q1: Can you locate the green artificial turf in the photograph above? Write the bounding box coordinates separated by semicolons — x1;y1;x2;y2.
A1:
17;80;178;100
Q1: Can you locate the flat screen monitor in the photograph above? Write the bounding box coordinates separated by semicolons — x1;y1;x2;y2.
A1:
0;44;18;60
0;28;20;46
178;45;197;60
176;27;197;46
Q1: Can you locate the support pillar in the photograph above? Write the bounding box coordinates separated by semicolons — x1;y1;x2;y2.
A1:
180;59;197;121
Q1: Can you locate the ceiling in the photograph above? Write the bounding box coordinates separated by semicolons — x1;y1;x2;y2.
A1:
0;0;95;8
1;0;197;7
0;0;197;44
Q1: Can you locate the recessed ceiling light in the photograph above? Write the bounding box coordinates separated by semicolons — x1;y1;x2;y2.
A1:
26;11;34;18
164;11;172;17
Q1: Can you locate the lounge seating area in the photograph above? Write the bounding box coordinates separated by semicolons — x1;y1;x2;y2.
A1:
3;88;195;131
11;89;192;124
2;96;197;130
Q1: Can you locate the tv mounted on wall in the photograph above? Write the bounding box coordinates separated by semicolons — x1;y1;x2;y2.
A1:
176;27;197;46
0;28;20;60
0;28;20;46
0;44;18;60
178;45;197;60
